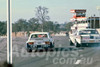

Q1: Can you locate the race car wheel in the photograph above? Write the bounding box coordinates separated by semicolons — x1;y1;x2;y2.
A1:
69;39;74;46
50;42;54;48
75;40;81;47
27;48;32;52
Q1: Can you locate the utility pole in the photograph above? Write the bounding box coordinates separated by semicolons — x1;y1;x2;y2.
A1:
7;0;12;64
90;16;92;28
93;14;95;29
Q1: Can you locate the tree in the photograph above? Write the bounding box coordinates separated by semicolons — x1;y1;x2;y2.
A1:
12;19;28;36
28;18;40;31
53;22;60;33
0;21;7;35
42;21;54;32
35;6;50;32
66;22;73;32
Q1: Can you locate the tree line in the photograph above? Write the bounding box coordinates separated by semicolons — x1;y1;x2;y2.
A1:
12;18;60;33
0;18;61;36
0;19;73;36
0;6;73;36
0;21;7;35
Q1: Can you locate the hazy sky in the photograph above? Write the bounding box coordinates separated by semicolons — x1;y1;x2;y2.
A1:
0;0;100;23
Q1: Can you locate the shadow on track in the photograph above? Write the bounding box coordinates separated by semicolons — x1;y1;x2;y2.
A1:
33;44;100;52
54;47;84;51
34;47;85;52
0;61;13;67
80;44;100;47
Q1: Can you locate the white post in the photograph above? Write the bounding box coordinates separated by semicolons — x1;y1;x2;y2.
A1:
7;0;12;64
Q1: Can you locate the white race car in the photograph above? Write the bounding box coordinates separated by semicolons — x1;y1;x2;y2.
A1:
69;29;100;47
26;32;54;52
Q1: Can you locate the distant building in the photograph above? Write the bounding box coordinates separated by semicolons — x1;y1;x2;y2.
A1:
70;9;100;29
70;9;87;21
87;17;100;28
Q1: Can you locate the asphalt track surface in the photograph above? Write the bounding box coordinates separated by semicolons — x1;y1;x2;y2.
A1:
0;36;100;67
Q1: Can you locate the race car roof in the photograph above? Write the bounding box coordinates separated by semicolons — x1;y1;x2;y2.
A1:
78;28;96;31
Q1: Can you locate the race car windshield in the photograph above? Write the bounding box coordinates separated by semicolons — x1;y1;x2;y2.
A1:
79;30;99;35
31;34;48;38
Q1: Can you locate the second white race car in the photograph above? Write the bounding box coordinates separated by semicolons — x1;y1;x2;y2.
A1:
69;29;100;47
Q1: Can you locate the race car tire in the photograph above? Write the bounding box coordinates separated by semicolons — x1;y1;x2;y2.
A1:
75;40;81;47
27;48;32;52
69;39;74;46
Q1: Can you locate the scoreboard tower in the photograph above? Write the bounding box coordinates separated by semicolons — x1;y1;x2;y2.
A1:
70;9;86;21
